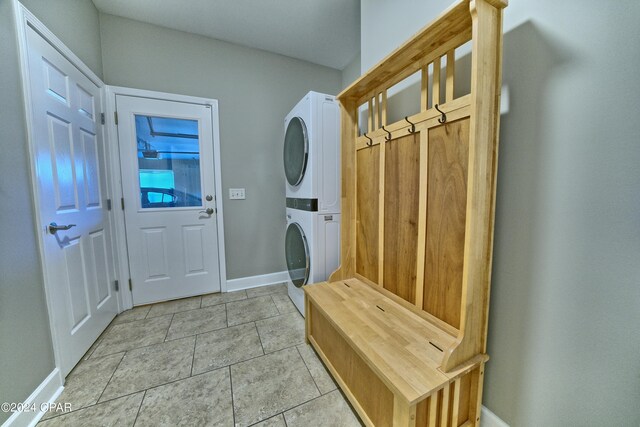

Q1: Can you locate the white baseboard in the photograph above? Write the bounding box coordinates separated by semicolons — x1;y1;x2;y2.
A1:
226;271;289;292
2;369;64;427
481;405;509;427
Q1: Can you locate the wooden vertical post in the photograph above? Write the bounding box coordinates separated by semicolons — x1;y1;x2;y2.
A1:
442;0;504;371
393;396;417;427
328;100;357;282
415;129;428;309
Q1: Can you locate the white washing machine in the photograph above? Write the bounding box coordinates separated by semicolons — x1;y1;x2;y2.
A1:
284;91;340;214
285;207;340;316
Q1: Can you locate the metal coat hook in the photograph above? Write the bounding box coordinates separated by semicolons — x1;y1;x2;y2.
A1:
382;125;392;141
435;104;447;124
363;132;373;147
404;116;416;134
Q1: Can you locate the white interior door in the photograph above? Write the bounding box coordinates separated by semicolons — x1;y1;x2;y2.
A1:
116;95;221;305
25;25;118;377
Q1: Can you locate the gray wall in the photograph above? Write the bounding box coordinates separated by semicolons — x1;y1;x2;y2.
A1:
99;14;342;279
341;52;361;90
361;1;640;426
0;0;103;422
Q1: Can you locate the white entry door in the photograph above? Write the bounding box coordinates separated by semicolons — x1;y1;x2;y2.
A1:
116;95;221;305
25;26;118;377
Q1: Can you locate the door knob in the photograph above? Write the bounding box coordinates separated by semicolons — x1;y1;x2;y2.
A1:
199;208;215;215
48;222;76;234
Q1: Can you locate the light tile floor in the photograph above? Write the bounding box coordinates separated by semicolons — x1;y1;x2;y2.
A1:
38;283;362;427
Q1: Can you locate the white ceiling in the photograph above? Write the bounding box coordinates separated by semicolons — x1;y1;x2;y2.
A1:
92;0;360;70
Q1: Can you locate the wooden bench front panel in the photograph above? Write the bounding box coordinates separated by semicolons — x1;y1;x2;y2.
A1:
309;302;394;427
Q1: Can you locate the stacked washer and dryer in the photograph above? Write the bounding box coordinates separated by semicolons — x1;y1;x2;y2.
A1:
283;91;340;316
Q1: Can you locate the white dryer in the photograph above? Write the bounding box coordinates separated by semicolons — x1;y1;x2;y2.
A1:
284;91;340;214
285;207;340;316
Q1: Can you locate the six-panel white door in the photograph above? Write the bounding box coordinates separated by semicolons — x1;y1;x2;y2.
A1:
116;95;221;305
26;26;118;377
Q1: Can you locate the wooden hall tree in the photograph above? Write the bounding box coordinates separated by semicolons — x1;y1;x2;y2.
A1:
304;0;507;426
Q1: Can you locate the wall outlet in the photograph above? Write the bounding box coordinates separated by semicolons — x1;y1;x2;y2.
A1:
229;188;246;200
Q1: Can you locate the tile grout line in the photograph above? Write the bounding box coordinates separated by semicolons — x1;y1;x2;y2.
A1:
228;365;236;427
190;334;198;377
94;351;127;406
132;390;146;426
163;313;175;342
295;345;322;396
254;322;266;355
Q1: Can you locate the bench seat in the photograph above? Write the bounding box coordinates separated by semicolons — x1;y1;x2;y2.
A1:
305;278;487;426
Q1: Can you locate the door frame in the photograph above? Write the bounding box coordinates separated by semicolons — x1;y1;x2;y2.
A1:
12;0;122;379
105;86;228;310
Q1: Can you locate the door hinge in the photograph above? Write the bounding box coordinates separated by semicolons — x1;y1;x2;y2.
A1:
128;279;133;291
114;280;119;292
114;111;119;125
106;198;112;211
121;198;125;210
101;112;105;125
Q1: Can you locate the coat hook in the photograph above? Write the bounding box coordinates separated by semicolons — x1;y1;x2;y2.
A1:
404;116;416;134
435;104;447;124
363;132;373;147
382;125;392;141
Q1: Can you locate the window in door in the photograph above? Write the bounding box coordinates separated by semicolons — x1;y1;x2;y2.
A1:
134;115;203;208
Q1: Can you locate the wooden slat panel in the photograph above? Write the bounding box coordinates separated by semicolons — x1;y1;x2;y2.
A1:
310;303;394;427
384;134;420;303
441;382;451;426
446;50;456;102
432;56;441;108
381;91;388;126
416;397;429;427
356;146;380;282
368;98;374;133
373;95;379;130
423;118;470;328
429;391;439;426
451;378;462;426
421;66;429;111
458;369;472;425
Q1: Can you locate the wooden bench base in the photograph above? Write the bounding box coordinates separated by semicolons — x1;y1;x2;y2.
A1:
305;279;487;427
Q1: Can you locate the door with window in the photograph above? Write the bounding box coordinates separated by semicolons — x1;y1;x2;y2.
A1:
116;95;221;304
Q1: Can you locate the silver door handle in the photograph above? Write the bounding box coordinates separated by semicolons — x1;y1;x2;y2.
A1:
48;222;76;234
199;208;215;215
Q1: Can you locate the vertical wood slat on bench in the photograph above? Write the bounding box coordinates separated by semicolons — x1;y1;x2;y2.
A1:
384;133;420;303
432;56;441;108
423;118;470;328
441;382;451;426
446;50;456;102
356;145;380;282
451;378;462;426
421;65;429;111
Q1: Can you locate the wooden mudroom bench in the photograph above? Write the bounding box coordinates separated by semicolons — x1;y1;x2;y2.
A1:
305;279;487;426
304;0;507;426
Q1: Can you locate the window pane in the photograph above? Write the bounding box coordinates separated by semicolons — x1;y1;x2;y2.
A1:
135;115;202;209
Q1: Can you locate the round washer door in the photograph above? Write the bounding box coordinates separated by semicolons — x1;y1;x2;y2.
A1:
283;117;308;186
285;222;310;288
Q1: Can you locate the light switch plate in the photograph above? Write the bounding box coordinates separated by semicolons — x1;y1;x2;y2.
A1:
229;188;245;200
